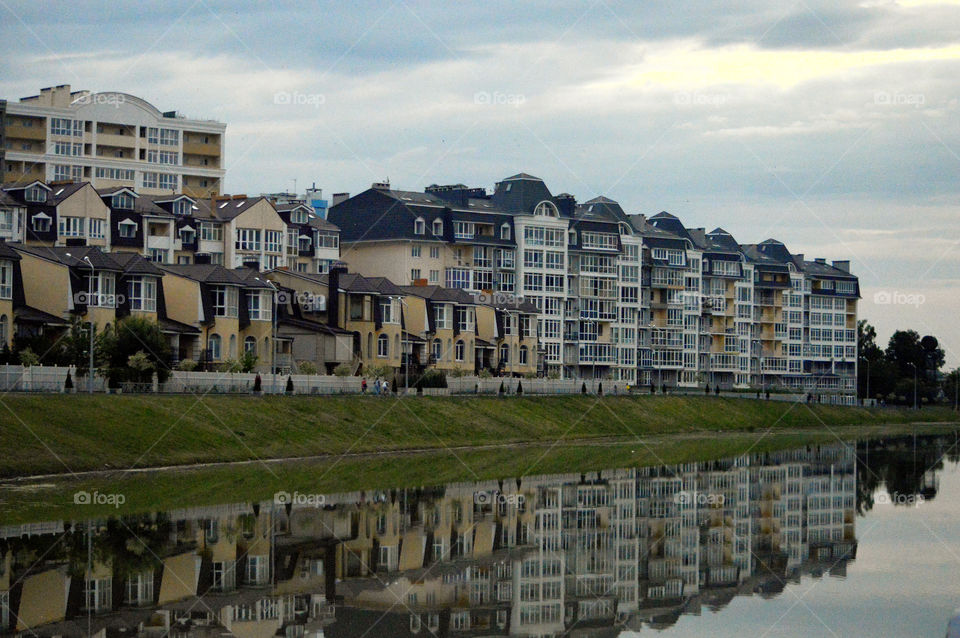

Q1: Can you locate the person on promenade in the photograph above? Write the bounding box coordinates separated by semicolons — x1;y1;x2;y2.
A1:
361;377;368;394
374;377;381;395
382;379;390;395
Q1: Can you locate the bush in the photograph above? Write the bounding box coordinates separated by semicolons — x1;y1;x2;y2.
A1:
127;350;156;384
297;361;318;375
19;348;39;367
333;363;352;377
547;370;560;380
478;369;493;379
218;359;244;373
449;366;469;378
97;317;172;384
418;369;447;389
176;359;198;371
523;371;537;379
365;363;392;379
238;350;258;373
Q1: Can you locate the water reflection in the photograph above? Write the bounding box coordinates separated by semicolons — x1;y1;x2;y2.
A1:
0;435;956;637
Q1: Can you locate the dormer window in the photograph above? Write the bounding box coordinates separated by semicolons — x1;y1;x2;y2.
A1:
291;209;308;224
113;193;134;210
31;213;51;233
500;223;511;240
414;217;425;235
534;201;559;217
172;200;191;216
25;186;45;203
118;219;138;238
299;236;311;252
432;219;443;236
179;227;195;243
568;230;577;245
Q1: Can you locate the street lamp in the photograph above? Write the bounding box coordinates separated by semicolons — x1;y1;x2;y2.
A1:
858;356;870;405
68;253;96;394
906;361;918;410
257;277;279;394
648;322;661;391
752;338;764;392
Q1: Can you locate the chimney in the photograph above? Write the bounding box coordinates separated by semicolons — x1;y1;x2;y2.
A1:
795;253;804;263
832;260;850;273
328;262;347;328
554;193;576;217
331;192;350;207
231;194;247;200
371;180;390;190
814;258;826;264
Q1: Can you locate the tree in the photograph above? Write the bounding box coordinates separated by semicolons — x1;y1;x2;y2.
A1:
942;368;960;410
885;330;944;404
97;317;172;385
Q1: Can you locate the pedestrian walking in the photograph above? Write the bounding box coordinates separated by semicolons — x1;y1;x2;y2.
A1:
361;377;368;394
374;377;381;395
382;379;390;394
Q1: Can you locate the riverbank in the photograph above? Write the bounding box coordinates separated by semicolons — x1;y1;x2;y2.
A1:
0;393;956;478
1;423;956;524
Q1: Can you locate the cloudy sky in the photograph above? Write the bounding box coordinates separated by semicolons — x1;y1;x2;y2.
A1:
2;0;959;364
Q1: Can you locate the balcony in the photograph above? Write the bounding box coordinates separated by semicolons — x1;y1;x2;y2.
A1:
578;343;616;364
183;139;221;156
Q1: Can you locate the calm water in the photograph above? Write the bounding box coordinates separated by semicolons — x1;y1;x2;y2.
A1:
1;435;958;637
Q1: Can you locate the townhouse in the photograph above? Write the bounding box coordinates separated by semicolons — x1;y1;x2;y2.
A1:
329;172;860;401
2;84;225;198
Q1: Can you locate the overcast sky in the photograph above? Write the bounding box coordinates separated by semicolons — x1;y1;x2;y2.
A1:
2;0;959;365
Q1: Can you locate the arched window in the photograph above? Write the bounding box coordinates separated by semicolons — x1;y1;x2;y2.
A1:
432;219;443;236
499;343;509;364
208;334;222;360
228;334;237;359
519;345;528;365
455;340;465;362
500;223;511;240
414;217;425;235
534;201;559;217
377;334;389;357
244;336;257;354
367;332;374;359
432;338;442;362
0;315;7;347
394;334;400;359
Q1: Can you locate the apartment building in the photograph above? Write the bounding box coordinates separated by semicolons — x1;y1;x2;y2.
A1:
329;172;860;400
1;85;225;198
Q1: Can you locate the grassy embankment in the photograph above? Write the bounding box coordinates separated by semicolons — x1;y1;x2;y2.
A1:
0;393;955;479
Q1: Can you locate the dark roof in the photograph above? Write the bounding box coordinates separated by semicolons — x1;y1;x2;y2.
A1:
398;285;477;304
490;173;554;213
48;182;89;205
307;215;339;232
278;316;352;335
15;305;69;325
159;317;201;334
192;196;274;221
802;259;857;279
574;196;629;223
0;240;21;261
158;263;247;285
108;251;164;276
11;243;122;271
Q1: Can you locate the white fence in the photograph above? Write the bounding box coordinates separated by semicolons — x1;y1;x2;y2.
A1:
0;365;855;403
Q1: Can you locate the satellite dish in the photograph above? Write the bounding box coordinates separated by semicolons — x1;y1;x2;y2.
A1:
921;335;939;351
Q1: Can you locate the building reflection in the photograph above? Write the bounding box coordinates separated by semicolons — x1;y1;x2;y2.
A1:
0;442;879;637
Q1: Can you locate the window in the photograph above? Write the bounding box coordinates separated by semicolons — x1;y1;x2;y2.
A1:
53;141;82;156
581;231;618;250
247;291;272;320
147;150;179;165
51;118;83;137
411;244;421;257
380;298;397;323
237;228;261;251
89;219;105;239
445;268;470;289
499;343;509;364
208;334;222;360
456;306;474;332
59;216;84;237
147;127;179;145
158;173;178;190
25;186;46;203
172;200;191;215
410;268;421;281
377;334;389;357
429;245;440;259
519;345;528;364
141;172;158;189
414;217;425;235
95;167;135;181
244;336;256;354
428;269;439;284
0;315;6;347
0;262;11;299
455;340;465;361
128;277;157;312
200;222;223;242
434;305;450;330
454;221;474;239
53;164;82;181
213;286;239;317
501;223;511;240
87;273;117;308
179;227;195;244
432;338;443;361
534;201;559;217
146;248;165;262
432;219;443;236
264;230;282;253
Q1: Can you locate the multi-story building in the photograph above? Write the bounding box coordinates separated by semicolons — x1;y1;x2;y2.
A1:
329;173;859;400
1;85;225;197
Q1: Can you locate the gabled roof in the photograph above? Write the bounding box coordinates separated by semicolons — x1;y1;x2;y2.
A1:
573;196;629;223
12;244;122;271
398;285;477;304
158;263;246;285
307;216;339;232
193;196;274;221
0;240;21;261
48;182;89;204
108;250;164;276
